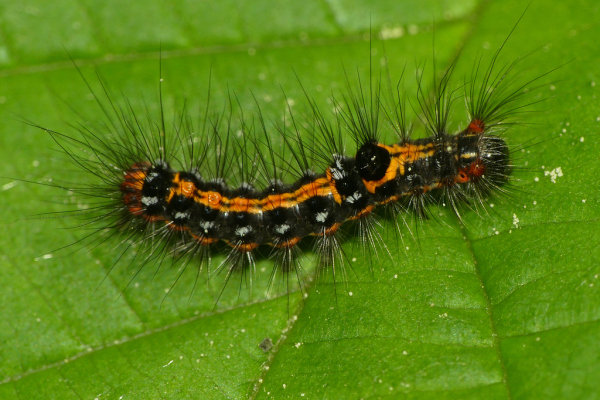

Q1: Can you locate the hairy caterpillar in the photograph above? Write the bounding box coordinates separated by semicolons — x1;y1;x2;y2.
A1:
29;23;547;305
4;2;594;399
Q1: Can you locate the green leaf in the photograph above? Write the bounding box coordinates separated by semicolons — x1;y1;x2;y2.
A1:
0;0;598;399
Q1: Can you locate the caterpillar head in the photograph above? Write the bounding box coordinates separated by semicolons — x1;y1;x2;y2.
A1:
457;131;510;195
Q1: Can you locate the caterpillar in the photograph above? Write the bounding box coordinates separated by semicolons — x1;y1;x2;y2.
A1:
33;28;545;304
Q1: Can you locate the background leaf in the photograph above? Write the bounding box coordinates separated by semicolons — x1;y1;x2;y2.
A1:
0;0;598;399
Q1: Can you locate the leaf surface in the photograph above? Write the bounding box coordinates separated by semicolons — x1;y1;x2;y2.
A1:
0;0;598;399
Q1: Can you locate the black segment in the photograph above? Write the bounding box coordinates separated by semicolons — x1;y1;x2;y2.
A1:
264;206;307;243
226;211;263;245
189;202;221;239
355;142;391;181
329;156;373;215
141;164;173;217
457;133;480;169
300;195;339;231
166;194;195;227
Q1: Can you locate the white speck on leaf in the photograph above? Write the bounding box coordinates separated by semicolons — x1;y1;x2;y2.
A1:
544;167;563;183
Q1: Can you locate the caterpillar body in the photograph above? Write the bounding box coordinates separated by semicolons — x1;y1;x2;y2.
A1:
39;36;541;302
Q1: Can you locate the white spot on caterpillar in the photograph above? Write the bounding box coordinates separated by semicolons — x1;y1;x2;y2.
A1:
200;221;214;230
142;196;159;206
235;226;252;237
331;156;347;180
346;191;362;203
315;211;328;223
331;168;345;180
239;182;254;191
275;224;290;234
174;212;189;220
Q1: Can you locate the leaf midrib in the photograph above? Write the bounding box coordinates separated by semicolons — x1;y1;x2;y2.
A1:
460;222;513;400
